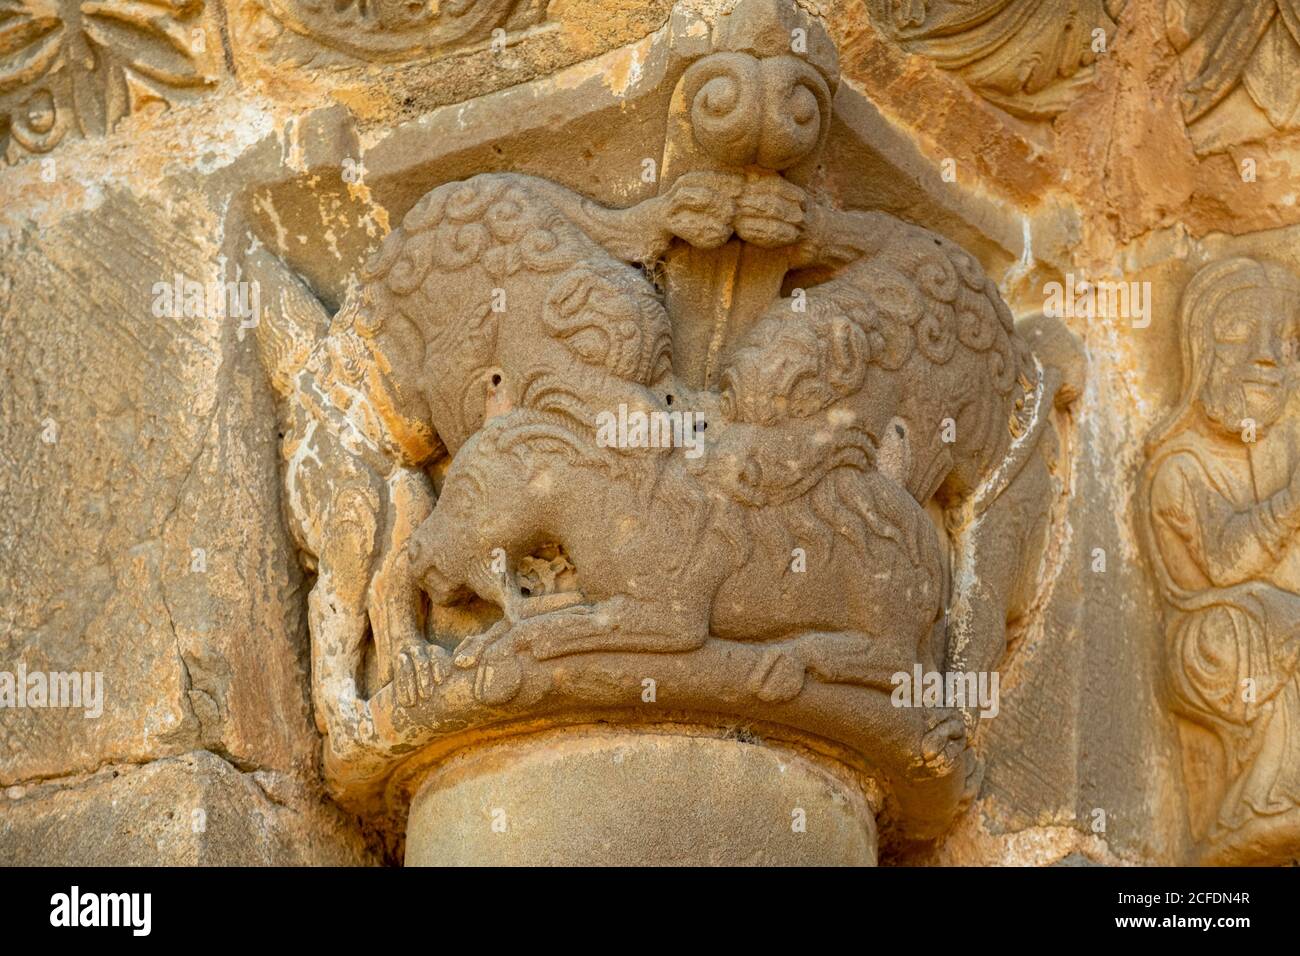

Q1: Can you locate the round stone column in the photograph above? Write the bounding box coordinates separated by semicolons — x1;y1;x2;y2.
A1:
404;726;877;866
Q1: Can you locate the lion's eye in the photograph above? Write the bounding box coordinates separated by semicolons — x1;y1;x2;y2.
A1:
788;377;826;416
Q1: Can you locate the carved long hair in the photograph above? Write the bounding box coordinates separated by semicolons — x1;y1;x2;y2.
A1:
1137;259;1300;755
1144;257;1299;458
1140;257;1300;614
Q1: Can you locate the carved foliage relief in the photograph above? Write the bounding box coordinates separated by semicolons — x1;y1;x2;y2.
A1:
868;0;1127;120
1168;0;1300;147
252;0;546;61
0;0;547;161
0;0;225;160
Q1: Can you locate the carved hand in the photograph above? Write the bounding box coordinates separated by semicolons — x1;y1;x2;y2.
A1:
1271;462;1300;535
662;170;745;249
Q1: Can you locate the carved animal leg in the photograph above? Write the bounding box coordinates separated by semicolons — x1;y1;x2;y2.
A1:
368;466;438;692
464;599;709;706
453;596;706;667
447;597;709;706
308;579;370;739
468;621;523;706
308;483;381;742
513;595;710;661
451;616;524;670
747;631;907;703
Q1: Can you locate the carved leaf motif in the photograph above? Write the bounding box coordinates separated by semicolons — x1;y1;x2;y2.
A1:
0;0;68;155
0;0;220;160
871;0;1127;120
0;0;64;94
82;1;214;89
1172;0;1300;133
1177;0;1272;122
1243;13;1300;129
1281;0;1300;42
260;0;542;61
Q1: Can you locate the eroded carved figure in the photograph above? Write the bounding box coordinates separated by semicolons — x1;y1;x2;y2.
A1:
1143;257;1300;864
1168;0;1300;146
248;0;1080;844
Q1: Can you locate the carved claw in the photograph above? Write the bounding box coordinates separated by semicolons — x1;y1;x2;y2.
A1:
921;714;967;767
395;642;451;707
734;172;807;248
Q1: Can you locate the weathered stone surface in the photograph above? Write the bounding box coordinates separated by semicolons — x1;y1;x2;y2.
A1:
0;750;379;866
0;189;317;786
405;728;877;866
2;0;1300;868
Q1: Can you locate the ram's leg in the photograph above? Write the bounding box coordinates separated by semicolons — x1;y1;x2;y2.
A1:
368;466;441;700
309;479;382;742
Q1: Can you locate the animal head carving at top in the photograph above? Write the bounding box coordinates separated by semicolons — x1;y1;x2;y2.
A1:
248;0;1082;846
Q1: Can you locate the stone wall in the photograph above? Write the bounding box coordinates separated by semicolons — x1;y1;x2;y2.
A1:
2;0;1298;866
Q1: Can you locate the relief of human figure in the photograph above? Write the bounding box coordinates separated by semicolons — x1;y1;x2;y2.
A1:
1142;257;1300;863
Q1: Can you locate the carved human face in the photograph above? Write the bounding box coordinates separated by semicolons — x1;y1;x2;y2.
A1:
1199;287;1298;438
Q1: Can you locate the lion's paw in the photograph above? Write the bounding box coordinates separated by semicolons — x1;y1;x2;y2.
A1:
748;647;807;703
395;642;451;707
920;714;968;768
